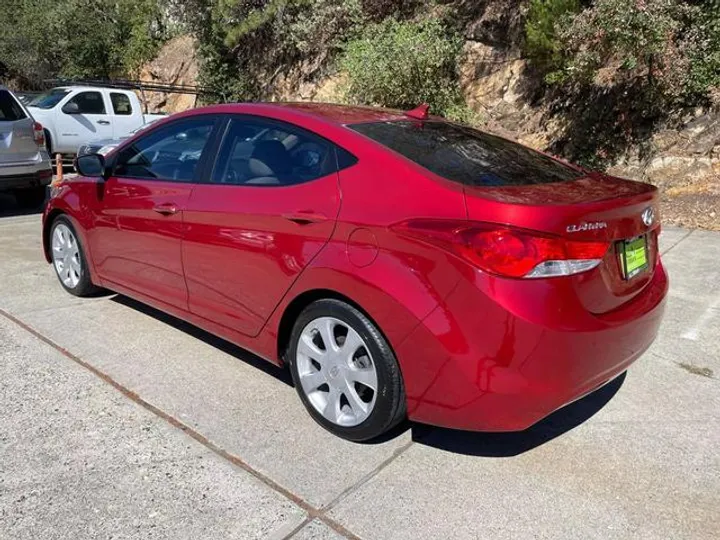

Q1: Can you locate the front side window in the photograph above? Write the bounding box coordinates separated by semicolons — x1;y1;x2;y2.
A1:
110;93;133;115
29;89;70;110
350;121;583;187
114;117;216;183
0;90;27;121
66;92;106;115
211;117;334;186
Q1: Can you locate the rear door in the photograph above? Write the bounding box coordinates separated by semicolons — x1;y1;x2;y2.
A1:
0;89;38;166
183;115;342;336
109;91;142;138
91;116;219;309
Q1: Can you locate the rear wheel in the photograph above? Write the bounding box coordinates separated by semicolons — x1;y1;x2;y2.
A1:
50;216;100;297
14;186;47;209
288;299;406;441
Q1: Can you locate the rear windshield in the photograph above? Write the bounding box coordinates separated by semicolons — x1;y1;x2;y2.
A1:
29;89;71;110
349;121;582;187
0;90;27;121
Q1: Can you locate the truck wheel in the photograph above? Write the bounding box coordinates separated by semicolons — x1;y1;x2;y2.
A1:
14;186;47;209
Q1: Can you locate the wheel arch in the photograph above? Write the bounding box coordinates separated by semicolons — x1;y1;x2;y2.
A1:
42;208;66;262
276;288;377;365
43;208;101;287
43;128;53;155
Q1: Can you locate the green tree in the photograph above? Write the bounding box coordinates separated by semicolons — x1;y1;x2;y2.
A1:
339;18;471;119
0;0;167;86
524;0;580;75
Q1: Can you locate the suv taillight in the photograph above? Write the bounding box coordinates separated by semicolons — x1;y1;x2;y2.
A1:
392;220;609;279
33;122;45;148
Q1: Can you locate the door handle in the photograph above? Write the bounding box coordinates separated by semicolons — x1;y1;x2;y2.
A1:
152;203;178;216
97;120;111;125
282;211;328;225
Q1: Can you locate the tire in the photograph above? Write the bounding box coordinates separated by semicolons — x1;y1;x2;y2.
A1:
288;299;406;441
14;186;47;209
49;216;100;297
44;129;53;156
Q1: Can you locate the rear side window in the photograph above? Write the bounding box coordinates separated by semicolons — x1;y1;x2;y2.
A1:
66;92;106;114
110;93;133;115
350;121;582;187
0;90;27;121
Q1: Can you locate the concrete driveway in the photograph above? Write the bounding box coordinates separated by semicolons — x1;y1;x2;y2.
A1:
0;209;718;540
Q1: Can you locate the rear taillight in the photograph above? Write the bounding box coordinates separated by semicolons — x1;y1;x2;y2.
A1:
392;220;609;279
33;122;45;148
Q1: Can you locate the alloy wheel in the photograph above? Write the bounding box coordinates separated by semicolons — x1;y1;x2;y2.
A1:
296;316;378;427
52;223;82;289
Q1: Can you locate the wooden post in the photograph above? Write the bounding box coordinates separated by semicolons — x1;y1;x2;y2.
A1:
55;153;63;184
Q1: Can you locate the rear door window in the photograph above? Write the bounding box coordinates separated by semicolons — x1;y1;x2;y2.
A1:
110;93;133;115
0;90;27;121
210;117;335;186
350;121;582;187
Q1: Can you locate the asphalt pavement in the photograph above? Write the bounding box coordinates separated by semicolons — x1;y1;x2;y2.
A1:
0;208;718;539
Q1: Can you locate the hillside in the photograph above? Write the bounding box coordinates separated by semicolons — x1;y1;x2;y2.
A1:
138;1;719;229
2;0;718;228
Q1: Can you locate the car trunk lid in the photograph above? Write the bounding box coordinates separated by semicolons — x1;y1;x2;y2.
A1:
0;90;39;165
464;174;660;314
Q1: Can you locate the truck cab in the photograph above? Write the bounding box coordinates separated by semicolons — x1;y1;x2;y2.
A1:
27;87;165;155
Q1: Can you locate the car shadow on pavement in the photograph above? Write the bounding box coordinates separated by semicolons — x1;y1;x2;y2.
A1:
0;192;45;218
110;295;294;387
110;293;624;453
410;372;626;457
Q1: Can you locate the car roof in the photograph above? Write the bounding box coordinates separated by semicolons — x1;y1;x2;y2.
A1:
266;102;411;125
191;102;417;127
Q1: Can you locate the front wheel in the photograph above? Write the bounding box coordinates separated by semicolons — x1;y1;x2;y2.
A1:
50;216;100;297
288;299;406;441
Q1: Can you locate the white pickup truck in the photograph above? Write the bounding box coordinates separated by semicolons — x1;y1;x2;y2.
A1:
27;86;166;155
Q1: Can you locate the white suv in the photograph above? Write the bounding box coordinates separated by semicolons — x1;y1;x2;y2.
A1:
0;86;53;207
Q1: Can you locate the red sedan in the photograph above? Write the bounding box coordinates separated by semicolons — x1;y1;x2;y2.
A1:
43;103;668;441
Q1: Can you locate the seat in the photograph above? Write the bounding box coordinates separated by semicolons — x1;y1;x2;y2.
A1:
246;140;292;184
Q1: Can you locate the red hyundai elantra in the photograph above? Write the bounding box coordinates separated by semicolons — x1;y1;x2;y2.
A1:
43;102;668;441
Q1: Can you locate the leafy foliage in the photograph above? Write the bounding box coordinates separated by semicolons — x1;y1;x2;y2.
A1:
0;0;167;86
339;19;471;119
524;0;580;74
526;0;720;102
685;0;720;98
172;0;366;102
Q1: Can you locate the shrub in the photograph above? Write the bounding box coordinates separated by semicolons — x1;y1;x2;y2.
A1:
339;18;467;118
685;0;720;100
535;0;720;103
524;0;580;74
187;0;366;102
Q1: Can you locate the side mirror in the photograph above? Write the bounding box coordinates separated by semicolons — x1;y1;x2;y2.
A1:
62;101;80;114
75;153;106;178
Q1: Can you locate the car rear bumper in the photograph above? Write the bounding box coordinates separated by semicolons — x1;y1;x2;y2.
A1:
0;155;53;191
396;260;668;432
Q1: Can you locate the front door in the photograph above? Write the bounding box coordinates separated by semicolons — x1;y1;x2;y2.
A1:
183;116;342;336
90;116;218;309
57;91;113;151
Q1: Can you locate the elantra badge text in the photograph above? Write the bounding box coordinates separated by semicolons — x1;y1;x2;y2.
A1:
566;221;608;233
